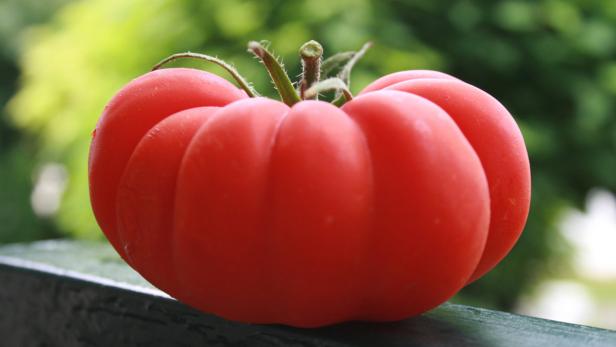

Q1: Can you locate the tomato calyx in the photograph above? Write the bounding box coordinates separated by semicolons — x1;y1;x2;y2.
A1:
247;41;302;106
152;40;372;107
304;78;353;104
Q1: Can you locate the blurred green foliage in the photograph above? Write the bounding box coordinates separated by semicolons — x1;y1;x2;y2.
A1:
0;0;69;243
2;0;616;309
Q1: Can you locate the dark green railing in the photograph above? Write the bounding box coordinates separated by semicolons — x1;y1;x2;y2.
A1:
1;240;615;347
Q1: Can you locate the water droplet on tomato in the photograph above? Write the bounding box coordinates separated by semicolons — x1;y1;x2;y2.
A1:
123;243;136;262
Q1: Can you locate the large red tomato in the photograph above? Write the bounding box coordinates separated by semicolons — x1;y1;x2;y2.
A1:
89;66;529;327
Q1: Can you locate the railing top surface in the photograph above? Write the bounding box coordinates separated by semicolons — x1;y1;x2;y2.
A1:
1;239;615;347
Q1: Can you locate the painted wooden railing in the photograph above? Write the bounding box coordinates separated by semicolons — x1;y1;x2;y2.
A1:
1;240;615;346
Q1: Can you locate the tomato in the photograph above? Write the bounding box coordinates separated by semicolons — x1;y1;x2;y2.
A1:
362;71;531;282
89;48;529;327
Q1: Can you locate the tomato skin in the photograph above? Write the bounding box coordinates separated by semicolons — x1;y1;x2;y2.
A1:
173;98;291;321
363;73;531;282
90;67;528;327
359;70;458;93
342;92;489;322
116;106;219;294
89;68;246;260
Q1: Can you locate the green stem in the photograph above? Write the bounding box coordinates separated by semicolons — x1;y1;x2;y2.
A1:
152;52;259;97
333;42;372;102
247;41;301;106
304;78;353;104
298;40;323;99
337;42;373;86
321;51;355;77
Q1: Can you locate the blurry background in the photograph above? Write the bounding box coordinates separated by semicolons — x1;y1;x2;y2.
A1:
1;0;615;329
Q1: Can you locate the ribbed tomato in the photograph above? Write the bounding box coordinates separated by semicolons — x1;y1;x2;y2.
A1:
89;66;529;327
